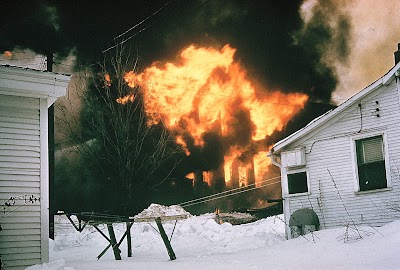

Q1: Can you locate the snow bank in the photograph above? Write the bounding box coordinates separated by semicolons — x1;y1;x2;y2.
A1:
25;259;67;270
25;204;400;270
133;203;191;219
48;209;285;268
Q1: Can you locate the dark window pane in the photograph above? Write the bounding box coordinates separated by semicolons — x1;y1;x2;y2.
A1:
288;172;308;194
358;161;387;191
355;135;387;191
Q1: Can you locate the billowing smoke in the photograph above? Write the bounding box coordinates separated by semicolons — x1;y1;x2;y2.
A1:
2;0;350;98
1;0;351;211
1;0;348;146
1;1;65;56
225;103;254;148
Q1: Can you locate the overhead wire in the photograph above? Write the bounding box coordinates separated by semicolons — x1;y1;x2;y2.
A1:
102;0;176;53
179;176;281;207
179;176;282;208
148;0;210;42
180;180;281;208
102;0;211;54
113;0;173;41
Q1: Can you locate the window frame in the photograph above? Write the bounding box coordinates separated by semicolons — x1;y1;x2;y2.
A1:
284;167;310;197
351;132;391;193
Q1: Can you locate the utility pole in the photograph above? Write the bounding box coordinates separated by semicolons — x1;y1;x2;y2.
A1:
47;52;55;240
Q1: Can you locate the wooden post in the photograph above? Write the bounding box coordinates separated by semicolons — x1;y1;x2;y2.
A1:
96;224;130;260
47;53;55;240
155;217;176;260
107;224;121;260
126;222;132;257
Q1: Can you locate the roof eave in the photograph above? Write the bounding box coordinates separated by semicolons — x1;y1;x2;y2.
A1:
0;66;71;105
271;62;400;154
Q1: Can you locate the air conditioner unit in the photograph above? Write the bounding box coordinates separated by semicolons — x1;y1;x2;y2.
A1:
281;148;306;168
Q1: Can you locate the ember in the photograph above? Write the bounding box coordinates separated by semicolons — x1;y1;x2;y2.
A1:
4;51;12;57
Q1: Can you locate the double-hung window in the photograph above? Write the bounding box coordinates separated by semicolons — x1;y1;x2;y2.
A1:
355;135;387;191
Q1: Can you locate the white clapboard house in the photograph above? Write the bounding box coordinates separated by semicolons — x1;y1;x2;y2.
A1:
0;65;70;269
269;45;400;239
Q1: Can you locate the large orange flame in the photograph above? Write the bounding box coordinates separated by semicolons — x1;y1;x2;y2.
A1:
124;44;308;185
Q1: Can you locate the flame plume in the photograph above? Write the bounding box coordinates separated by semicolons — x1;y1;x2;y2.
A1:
124;44;308;186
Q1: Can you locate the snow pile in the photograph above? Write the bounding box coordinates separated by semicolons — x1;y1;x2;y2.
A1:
150;213;285;255
25;259;67;270
133;203;191;219
25;205;400;270
51;212;284;256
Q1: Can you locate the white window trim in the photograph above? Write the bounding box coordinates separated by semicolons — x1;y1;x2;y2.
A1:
350;131;392;193
283;167;310;197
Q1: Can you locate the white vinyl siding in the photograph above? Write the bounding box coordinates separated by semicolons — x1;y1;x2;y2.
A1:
0;94;42;270
283;78;400;232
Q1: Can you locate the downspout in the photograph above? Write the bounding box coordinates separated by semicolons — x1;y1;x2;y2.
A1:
268;149;290;239
395;43;400;105
267;149;282;168
397;71;400;108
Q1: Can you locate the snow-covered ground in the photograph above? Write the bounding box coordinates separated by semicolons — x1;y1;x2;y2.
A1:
27;204;400;270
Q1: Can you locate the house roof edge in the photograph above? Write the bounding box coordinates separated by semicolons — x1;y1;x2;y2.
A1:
271;62;400;154
0;65;71;100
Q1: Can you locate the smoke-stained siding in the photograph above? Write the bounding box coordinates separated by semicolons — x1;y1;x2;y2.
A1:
0;95;42;270
279;72;400;238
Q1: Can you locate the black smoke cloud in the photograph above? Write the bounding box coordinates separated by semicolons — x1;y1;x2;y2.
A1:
224;101;254;148
0;0;64;56
1;0;348;174
1;0;350;101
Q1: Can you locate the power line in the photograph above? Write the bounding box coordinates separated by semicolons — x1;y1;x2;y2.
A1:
179;176;281;208
113;1;173;41
179;176;281;207
149;0;210;42
102;0;175;53
102;0;211;54
180;180;281;208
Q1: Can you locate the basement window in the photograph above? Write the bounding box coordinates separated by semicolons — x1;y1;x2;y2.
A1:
355;135;387;191
288;171;308;194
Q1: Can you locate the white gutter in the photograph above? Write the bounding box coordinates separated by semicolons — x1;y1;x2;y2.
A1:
267;151;281;168
0;66;70;107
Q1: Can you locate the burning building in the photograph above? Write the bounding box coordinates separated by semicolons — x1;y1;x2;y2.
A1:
1;0;351;209
123;44;308;191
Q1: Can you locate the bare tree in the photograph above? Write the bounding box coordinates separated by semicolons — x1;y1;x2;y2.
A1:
55;46;182;216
